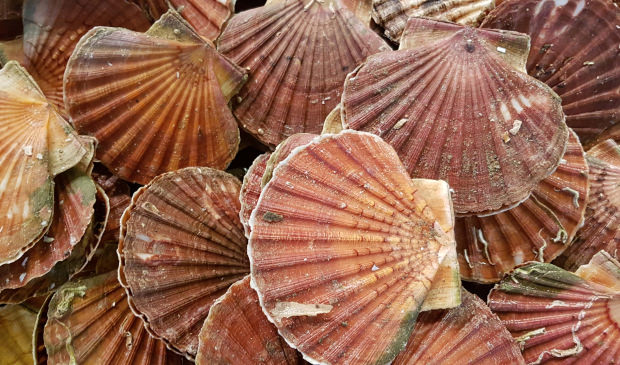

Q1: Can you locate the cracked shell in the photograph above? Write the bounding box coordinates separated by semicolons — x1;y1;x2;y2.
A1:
0;305;36;365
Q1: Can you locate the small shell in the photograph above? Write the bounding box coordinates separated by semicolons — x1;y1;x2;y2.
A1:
44;271;187;364
218;0;391;147
488;251;620;364
118;167;248;357
481;0;620;142
249;130;452;364
342;18;568;216
64;10;247;184
240;153;272;237
0;305;36;365
197;276;300;365
457;130;589;282
371;0;495;42
394;289;524;365
321;104;345;135
584;124;620;151
555;139;620;270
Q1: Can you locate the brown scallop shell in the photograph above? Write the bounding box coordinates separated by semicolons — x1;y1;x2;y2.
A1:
394;289;524;365
481;0;620;142
240;153;271;237
118;167;248;357
261;133;318;188
457;130;589;283
217;0;391;147
584;124;620;151
342;17;569;216
248;130;452;364
64;10;247;184
196;276;300;365
488;251;620;364
0;304;36;365
91;165;131;246
371;0;495;42
555;139;620;271
43;271;187;364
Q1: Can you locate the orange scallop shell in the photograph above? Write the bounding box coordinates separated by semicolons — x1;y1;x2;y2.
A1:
118;167;248;357
0;304;36;365
240;153;271;237
249;130;451;364
217;0;391;147
64;10;247;184
481;0;620;142
342;17;568;216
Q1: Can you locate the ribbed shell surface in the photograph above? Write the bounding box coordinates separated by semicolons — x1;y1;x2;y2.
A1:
0;305;36;365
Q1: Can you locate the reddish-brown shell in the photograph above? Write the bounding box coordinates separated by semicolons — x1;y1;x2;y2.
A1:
488;251;620;364
584;124;620;151
457;130;589;283
249;130;452;364
0;304;36;365
217;0;391;147
240;153;271;237
91;165;131;246
64;10;247;184
394;289;524;364
481;0;620;142
342;17;568;216
118;167;248;357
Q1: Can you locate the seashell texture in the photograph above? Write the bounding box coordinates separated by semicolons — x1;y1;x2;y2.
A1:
92;164;131;246
0;304;36;365
342;17;569;216
197;276;300;365
488;251;620;364
555;139;620;271
371;0;495;42
261;133;318;188
0;37;24;65
64;10;247;184
584;123;620;151
456;130;589;283
44;271;187;364
481;0;620;142
248;130;452;364
217;0;391;147
322;104;345;135
240;153;271;237
119;167;248;357
22;0;150;114
393;289;524;365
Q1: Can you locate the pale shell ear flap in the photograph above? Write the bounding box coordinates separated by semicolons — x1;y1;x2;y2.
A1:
575;251;620;291
588;139;620;165
321;104;345;135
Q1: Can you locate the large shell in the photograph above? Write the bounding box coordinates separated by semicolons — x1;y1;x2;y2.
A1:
0;305;36;365
43;271;187;364
197;276;300;365
118;167;248;357
481;0;620;142
342;17;568;216
22;0;150;114
248;130;452;364
457;130;589;283
240;153;271;237
64;10;247;184
488;251;620;364
393;289;524;364
217;0;391;147
371;0;494;42
555;139;620;271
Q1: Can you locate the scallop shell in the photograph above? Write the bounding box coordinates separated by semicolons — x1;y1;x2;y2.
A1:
584;124;620;151
555;139;620;271
248;130;452;364
118;167;248;357
371;0;495;42
64;10;247;184
321;104;345;135
394;289;524;364
43;271;187;364
21;0;150;114
261;133;318;188
92;165;131;246
240;153;271;237
32;294;52;365
456;130;589;283
0;37;24;65
217;0;391;147
488;251;620;364
481;0;620;142
197;276;300;365
0;305;36;365
342;17;569;216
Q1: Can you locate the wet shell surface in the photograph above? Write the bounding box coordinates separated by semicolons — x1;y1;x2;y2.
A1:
240;153;271;237
342;17;568;216
64;10;247;184
43;271;187;364
118;167;248;357
217;0;391;147
92;164;131;246
0;304;36;365
393;289;524;365
197;276;300;365
371;0;494;42
584;124;620;151
488;251;620;364
481;0;620;142
22;0;150;114
456;130;589;283
555;139;620;271
248;130;451;364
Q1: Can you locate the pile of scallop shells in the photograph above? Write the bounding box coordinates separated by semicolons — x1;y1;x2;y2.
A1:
0;0;618;364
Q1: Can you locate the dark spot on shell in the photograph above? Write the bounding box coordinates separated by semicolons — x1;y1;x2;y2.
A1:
263;211;283;223
465;42;475;53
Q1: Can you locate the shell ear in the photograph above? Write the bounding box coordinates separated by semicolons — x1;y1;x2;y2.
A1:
146;9;204;43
